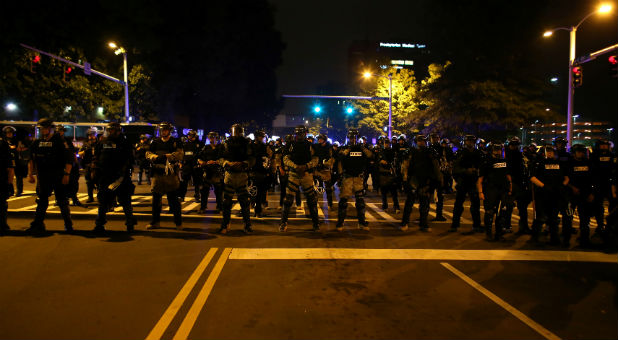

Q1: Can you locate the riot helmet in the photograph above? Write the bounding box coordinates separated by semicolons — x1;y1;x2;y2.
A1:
231;124;244;138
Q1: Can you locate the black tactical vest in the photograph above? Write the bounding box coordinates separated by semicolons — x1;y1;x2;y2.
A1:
341;145;367;176
288;140;312;165
223;137;250;162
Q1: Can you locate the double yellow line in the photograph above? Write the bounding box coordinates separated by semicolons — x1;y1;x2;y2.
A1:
146;248;232;340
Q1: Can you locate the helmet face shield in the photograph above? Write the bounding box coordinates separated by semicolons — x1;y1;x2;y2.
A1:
231;124;244;137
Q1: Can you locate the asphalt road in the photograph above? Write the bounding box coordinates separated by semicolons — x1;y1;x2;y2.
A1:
1;177;616;340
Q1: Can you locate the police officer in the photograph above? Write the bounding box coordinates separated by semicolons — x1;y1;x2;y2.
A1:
395;135;410;192
3;126;17;196
178;130;204;202
450;135;483;232
56;126;82;207
504;136;532;234
79;128;98;203
135;134;151;185
400;135;442;231
92;122;137;232
219;124;254;234
590;139;617;240
250;130;272;218
198;132;224;214
376;137;399;212
567;144;595;247
280;134;302;209
27;118;74;232
314;133;335;208
146;122;183;230
429;133;448;221
529;145;569;245
280;125;321;232
0;130;15;232
335;129;373;231
478;143;511;241
553;137;574;236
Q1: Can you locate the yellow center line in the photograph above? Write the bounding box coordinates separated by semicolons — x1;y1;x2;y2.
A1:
173;248;232;340
145;248;218;340
441;262;561;340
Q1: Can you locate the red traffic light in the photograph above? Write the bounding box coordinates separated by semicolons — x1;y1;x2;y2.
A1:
572;66;582;75
65;67;72;74
609;55;617;65
33;55;41;63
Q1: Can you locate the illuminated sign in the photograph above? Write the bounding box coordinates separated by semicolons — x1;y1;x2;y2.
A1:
390;60;414;66
380;42;426;49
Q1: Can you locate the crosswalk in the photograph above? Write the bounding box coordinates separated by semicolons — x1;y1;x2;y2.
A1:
7;192;603;227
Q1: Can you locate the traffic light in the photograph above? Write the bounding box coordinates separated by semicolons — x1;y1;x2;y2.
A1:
63;66;73;81
609;55;618;78
572;65;583;88
30;55;41;73
345;107;354;115
313;105;321;114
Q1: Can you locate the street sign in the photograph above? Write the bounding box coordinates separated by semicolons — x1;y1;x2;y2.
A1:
84;62;91;75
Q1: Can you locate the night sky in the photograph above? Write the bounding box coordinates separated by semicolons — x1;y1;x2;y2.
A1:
270;0;618;126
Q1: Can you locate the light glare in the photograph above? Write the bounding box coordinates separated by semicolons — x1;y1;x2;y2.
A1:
543;31;553;37
599;4;612;13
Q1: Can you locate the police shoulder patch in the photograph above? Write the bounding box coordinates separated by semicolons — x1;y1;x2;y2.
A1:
573;166;588;172
350;151;362;157
545;164;560;170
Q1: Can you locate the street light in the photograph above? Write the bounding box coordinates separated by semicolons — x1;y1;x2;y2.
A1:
543;3;613;146
5;103;17;112
363;71;393;139
108;41;130;123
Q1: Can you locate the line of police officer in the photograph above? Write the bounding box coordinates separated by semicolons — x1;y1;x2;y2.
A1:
2;119;616;249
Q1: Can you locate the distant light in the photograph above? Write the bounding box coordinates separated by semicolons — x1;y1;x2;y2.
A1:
108;42;118;49
550;77;558;82
543;31;553;37
313;106;321;114
327;138;333;144
64;106;72;113
363;72;372;79
383;126;388;132
545;108;550;111
97;107;104;114
599;4;612;13
5;103;17;111
224;133;230;138
248;133;254;140
609;55;617;64
346;107;353;114
129;116;134;122
305;120;309;124
573;115;580;118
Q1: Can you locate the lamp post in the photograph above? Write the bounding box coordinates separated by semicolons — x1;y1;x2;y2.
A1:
108;42;130;123
363;72;393;139
543;3;613;147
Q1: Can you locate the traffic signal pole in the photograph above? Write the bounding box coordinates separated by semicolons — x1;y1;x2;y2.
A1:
567;27;576;148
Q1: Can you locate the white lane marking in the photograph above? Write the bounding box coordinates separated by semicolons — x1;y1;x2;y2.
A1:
182;202;201;213
350;202;377;222
441;262;561;340
367;203;397;222
6;191;37;202
441;210;473;225
173;248;232;340
228;248;617;263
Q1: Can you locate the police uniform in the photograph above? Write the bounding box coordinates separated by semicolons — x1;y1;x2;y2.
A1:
590;140;617;237
14;137;31;197
178;132;204;202
135;137;151;185
0;135;15;231
429;135;448;220
504;138;532;234
198;137;224;213
450;137;483;232
530;147;568;244
280;126;320;231
250;133;272;217
28;120;74;232
146;125;183;228
375;139;399;211
219;129;254;233
478;146;511;240
336;132;373;231
313;136;335;208
553;138;574;236
92;124;137;232
79;132;97;202
400;137;442;231
567;145;595;246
